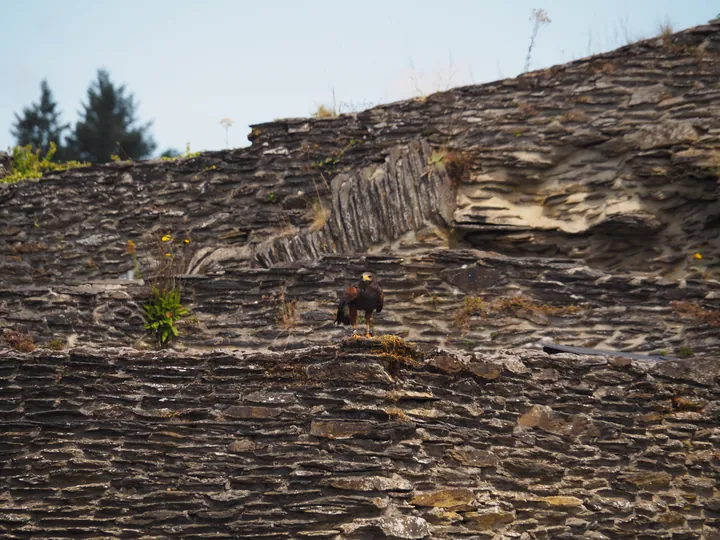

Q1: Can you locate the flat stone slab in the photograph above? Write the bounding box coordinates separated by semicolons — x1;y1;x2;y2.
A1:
542;342;670;361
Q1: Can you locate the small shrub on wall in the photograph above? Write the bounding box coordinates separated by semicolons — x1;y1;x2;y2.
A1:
1;143;89;184
144;286;188;347
133;234;193;349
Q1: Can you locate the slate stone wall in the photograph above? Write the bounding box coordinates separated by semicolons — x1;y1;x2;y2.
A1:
2;21;720;287
2;250;719;357
1;341;719;538
2;23;720;540
3;23;720;356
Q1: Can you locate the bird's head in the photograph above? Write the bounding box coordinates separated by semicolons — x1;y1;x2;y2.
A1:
361;272;374;282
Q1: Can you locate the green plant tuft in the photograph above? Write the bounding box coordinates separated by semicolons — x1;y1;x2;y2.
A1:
47;338;65;351
183;142;201;159
143;286;189;348
677;346;694;358
136;233;193;348
310;138;358;175
160;142;201;161
2;143;89;184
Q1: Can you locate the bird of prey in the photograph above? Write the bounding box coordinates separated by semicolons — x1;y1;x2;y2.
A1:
334;272;384;337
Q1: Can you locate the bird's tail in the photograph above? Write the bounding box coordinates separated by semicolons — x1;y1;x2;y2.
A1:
335;303;351;325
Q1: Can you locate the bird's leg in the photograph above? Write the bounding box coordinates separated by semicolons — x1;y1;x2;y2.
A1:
351;306;359;336
366;312;373;338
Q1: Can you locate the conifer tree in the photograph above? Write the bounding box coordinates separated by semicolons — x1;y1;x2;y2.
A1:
66;69;156;163
11;80;70;159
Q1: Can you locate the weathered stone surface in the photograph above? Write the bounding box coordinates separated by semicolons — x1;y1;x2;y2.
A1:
228;439;256;452
518;404;554;429
467;359;503;380
410;489;475;509
244;391;298;404
628;84;668;106
307;361;393;384
427;354;465;374
464;509;515;530
448;446;500;468
310;420;374;439
255;140;455;266
624;471;673;490
539;496;585;508
223;405;282;419
650;357;720;386
627;121;698;150
378;515;431;539
325;474;412;492
503;458;565;479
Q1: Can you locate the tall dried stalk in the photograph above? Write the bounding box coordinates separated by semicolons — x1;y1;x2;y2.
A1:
524;9;551;73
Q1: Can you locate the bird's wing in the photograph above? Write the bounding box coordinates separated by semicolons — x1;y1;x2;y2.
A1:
376;289;384;313
338;286;359;309
335;286;360;324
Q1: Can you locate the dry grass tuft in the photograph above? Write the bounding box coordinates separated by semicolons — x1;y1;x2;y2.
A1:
671;301;720;328
3;330;36;352
710;151;720;176
516;102;539;117
455;295;583;332
380;334;415;354
658;22;674;38
310;199;330;232
443;152;472;183
384;407;414;424
11;242;47;254
312;105;337;119
427;149;472;184
276;291;298;330
591;61;616;75
492;297;582;317
374;334;423;369
454;297;487;329
560;110;589;123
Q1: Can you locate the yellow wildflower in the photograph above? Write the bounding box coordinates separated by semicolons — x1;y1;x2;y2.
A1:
162;235;172;242
693;253;703;260
183;239;191;245
165;253;172;257
126;240;136;255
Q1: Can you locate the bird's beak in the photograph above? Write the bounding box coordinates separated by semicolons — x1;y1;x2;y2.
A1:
362;274;371;281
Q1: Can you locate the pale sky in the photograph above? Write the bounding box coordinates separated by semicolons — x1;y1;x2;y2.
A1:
1;0;717;156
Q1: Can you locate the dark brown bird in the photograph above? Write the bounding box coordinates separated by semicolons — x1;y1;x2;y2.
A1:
334;272;384;336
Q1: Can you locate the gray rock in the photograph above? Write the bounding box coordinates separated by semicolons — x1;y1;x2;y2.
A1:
650;357;720;386
378;515;431;539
